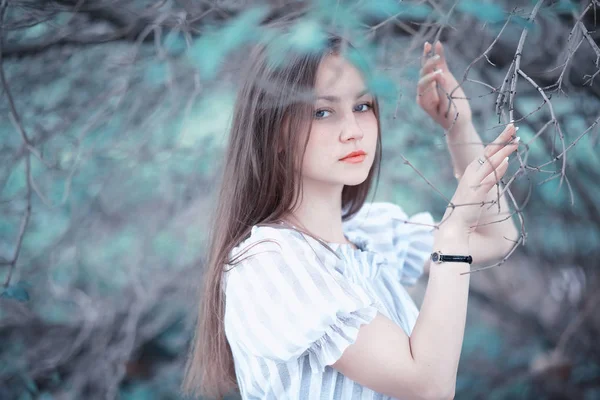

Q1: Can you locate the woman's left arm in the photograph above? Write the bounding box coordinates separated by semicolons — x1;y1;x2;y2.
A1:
417;41;520;265
445;121;520;264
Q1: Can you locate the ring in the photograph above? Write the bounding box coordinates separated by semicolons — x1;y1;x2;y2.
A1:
477;157;485;165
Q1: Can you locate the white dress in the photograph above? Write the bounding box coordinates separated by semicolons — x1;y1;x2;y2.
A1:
222;202;435;399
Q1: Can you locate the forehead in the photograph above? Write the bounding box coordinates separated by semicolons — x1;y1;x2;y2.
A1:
314;54;366;97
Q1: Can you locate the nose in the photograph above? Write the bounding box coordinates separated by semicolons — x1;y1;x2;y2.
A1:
339;113;365;143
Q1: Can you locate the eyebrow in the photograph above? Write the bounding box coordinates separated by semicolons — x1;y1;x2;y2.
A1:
316;88;371;102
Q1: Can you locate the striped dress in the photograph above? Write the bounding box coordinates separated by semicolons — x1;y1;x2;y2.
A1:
222;202;435;399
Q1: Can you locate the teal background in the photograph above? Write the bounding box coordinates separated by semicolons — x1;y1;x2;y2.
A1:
1;0;599;399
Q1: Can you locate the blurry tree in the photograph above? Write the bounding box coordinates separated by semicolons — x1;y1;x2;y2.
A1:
0;0;599;399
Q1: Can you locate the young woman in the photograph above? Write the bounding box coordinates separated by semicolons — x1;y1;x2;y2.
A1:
182;32;519;400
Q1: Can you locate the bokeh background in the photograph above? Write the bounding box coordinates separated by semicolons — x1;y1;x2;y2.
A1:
1;0;599;399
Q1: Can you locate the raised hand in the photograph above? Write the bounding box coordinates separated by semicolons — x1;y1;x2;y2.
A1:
443;123;520;233
416;41;472;132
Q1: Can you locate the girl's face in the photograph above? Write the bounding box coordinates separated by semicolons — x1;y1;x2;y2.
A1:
298;54;378;188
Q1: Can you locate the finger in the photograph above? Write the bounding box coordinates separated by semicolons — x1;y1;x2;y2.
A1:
416;71;441;109
471;157;510;194
434;40;450;72
481;123;519;160
421;41;433;67
417;81;440;111
420;54;442;77
417;69;443;89
474;136;519;183
421;41;442;76
480;155;510;188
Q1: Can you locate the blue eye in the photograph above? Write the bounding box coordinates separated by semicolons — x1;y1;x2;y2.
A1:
315;109;331;119
314;103;373;120
355;103;373;112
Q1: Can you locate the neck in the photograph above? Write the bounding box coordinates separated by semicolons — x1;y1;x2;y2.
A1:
283;178;348;244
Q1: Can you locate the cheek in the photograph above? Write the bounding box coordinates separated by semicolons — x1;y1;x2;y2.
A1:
304;125;330;154
301;127;332;168
363;112;378;131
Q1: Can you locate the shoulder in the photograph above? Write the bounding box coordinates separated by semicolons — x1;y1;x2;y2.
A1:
223;226;380;364
345;201;409;224
228;224;312;265
344;201;434;233
224;224;331;294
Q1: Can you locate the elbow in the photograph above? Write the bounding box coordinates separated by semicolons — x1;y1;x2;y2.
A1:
439;385;456;400
418;378;455;400
435;379;456;400
400;379;455;400
403;355;457;400
424;386;455;400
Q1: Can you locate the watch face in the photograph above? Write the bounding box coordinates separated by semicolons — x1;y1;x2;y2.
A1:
431;252;439;262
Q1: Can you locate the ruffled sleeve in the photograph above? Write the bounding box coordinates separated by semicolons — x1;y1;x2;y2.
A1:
343;202;436;286
223;225;380;372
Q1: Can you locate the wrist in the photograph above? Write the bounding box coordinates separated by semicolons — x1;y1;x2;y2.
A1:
445;119;474;140
434;225;471;250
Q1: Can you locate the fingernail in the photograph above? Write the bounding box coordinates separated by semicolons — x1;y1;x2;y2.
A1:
431;54;440;60
513;136;521;144
433;69;443;75
515;126;519;131
504;156;509;163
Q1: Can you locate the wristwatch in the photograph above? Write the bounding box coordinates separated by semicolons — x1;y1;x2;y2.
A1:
430;251;473;264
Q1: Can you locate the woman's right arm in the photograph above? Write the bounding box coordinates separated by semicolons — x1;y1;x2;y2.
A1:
330;225;469;400
331;123;520;399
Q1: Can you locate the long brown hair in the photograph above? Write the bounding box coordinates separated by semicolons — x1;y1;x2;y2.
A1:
181;28;383;399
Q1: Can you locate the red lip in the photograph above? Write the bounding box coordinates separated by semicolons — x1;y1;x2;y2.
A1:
340;150;366;160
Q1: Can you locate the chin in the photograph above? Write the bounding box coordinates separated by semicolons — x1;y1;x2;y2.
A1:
336;161;372;185
305;162;372;187
342;178;368;187
340;171;371;186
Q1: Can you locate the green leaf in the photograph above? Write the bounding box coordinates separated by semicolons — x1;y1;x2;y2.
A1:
178;89;236;150
120;383;157;400
220;6;268;51
261;19;328;69
22;373;38;394
366;74;397;104
572;360;600;384
2;158;26;198
190;5;269;79
356;0;403;18
313;0;363;32
163;29;187;56
345;45;375;78
22;210;70;254
36;299;77;324
399;4;432;19
18;391;33;400
356;1;432;20
1;282;31;302
458;0;507;23
287;19;328;54
549;0;578;13
144;62;168;86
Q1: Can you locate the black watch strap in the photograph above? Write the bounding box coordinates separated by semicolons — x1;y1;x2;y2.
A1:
431;251;473;264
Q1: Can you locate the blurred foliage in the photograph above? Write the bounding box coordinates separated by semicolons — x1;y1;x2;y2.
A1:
1;0;599;398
